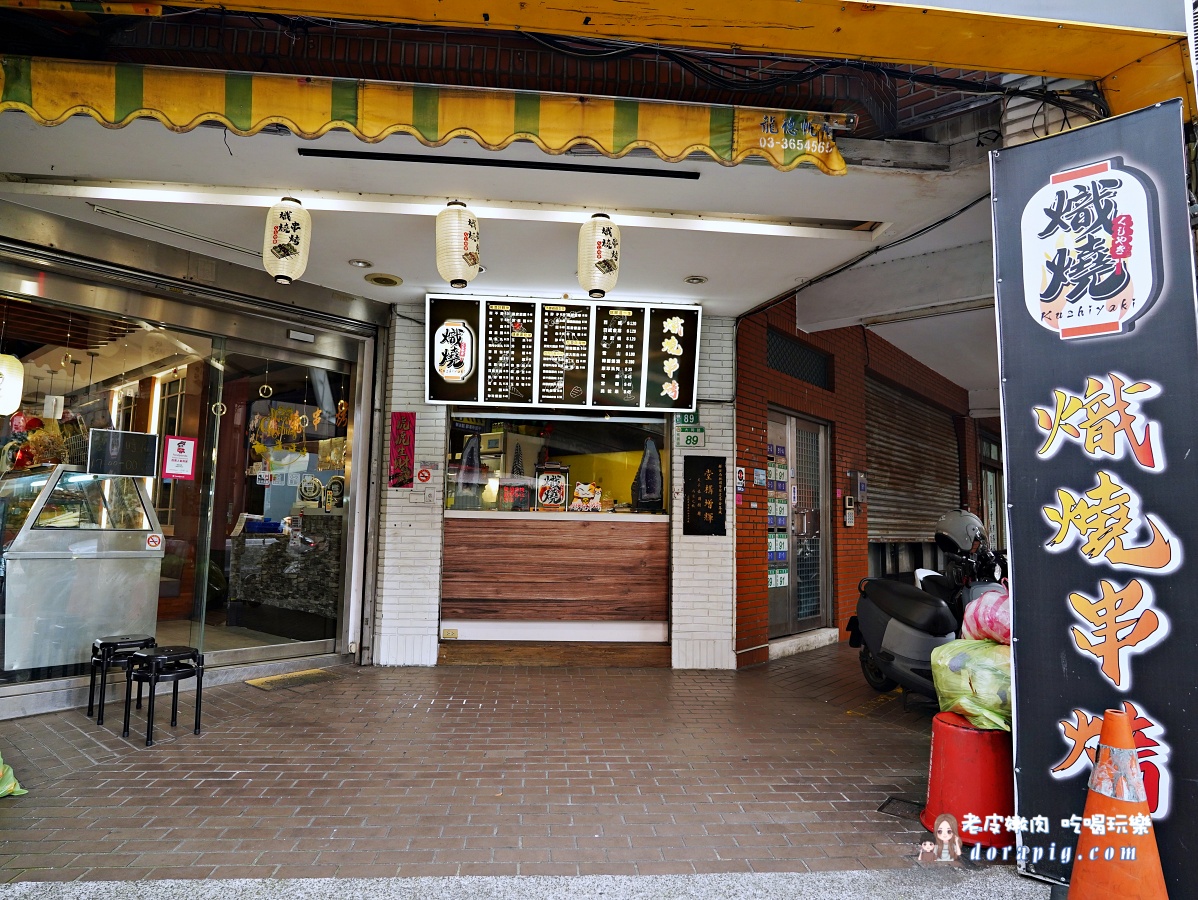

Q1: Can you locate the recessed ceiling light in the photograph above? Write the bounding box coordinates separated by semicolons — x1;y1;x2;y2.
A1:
348;258;373;268
365;273;402;287
684;275;708;285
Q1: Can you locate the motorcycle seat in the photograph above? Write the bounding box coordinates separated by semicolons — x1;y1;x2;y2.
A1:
860;578;957;636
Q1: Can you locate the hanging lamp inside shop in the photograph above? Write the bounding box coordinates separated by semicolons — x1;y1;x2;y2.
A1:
0;355;22;417
436;201;481;289
578;213;620;299
262;197;311;285
0;303;22;416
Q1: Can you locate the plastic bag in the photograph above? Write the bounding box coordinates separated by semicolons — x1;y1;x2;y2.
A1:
0;752;26;797
931;639;1012;731
962;586;1011;644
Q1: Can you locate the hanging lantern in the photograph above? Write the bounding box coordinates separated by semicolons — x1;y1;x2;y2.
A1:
262;197;311;285
0;355;21;416
578;213;620;299
436;201;481;289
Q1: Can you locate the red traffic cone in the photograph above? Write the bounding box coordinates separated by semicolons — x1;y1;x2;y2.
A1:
1068;707;1168;898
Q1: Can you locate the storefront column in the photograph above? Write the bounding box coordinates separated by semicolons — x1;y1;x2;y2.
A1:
375;305;445;665
670;316;737;669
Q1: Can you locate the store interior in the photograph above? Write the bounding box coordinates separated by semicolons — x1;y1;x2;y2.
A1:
446;414;669;514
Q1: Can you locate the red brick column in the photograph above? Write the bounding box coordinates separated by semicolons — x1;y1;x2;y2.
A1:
734;308;870;666
735;306;977;667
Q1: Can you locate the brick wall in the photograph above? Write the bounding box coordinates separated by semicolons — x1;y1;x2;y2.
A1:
734;300;985;668
671;315;736;669
956;414;982;514
374;304;443;666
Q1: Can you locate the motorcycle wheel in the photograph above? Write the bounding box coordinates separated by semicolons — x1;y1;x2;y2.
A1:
859;647;898;692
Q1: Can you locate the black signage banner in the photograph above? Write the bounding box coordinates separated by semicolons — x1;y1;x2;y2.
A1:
993;101;1197;889
682;455;726;536
426;294;700;412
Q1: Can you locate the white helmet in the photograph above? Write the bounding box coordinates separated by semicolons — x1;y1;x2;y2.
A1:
935;509;987;555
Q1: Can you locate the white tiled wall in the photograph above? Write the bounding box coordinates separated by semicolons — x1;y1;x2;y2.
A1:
374;304;444;666
670;315;737;669
372;308;739;669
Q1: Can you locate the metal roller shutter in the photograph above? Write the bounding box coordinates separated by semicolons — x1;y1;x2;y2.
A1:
866;378;960;542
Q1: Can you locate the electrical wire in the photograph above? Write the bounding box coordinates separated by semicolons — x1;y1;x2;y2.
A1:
735;192;992;323
151;9;1108;124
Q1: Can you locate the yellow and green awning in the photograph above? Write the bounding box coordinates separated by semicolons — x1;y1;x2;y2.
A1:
0;56;847;175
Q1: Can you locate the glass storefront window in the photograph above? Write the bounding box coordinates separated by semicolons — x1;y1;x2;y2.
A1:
0;294;360;686
211;355;354;645
445;412;669;514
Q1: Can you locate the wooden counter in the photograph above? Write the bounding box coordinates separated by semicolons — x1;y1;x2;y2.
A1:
441;513;669;621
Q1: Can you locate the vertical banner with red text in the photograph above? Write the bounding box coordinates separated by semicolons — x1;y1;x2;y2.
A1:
993;100;1198;888
389;412;416;488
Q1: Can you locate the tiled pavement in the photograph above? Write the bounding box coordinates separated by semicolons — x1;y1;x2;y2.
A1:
0;643;951;884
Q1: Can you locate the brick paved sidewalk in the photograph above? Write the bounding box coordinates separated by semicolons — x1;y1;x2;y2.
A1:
0;643;937;883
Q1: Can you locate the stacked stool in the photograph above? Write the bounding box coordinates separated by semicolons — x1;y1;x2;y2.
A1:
88;634;157;727
121;645;204;747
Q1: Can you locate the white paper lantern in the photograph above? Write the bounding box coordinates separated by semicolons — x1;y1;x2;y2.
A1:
0;355;22;416
436;201;481;289
262;197;311;285
578;213;620;298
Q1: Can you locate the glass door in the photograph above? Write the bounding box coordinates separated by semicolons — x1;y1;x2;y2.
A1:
767;411;830;637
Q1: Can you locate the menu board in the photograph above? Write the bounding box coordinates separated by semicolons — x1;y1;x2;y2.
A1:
591;305;645;408
538;304;592;406
483;300;536;403
426;294;700;412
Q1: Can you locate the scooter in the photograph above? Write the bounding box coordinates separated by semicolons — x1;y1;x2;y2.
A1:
845;510;1005;699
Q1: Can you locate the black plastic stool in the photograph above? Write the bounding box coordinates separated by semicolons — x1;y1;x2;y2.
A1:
88;634;156;726
121;645;203;747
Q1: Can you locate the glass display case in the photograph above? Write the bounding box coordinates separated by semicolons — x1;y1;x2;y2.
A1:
0;465;163;677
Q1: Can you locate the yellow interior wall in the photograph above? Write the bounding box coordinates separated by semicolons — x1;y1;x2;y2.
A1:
554;449;670;506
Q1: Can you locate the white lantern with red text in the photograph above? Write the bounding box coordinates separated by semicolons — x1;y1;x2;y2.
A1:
436;201;481;289
262;197;311;285
578;213;620;298
0;355;22;416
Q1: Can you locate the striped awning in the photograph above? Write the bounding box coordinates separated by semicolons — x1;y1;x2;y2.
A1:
0;56;847;175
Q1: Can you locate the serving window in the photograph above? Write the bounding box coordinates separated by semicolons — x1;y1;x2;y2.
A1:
445;412;669;515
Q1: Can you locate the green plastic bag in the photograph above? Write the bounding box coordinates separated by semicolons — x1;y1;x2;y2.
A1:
930;638;1012;731
0;752;27;797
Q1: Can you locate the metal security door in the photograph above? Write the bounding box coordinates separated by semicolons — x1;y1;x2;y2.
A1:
768;412;830;637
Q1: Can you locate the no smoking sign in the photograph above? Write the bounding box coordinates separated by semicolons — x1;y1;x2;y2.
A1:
417;468;432;483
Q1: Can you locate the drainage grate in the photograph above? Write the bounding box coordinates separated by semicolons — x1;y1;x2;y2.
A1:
877;796;924;820
246;668;341;691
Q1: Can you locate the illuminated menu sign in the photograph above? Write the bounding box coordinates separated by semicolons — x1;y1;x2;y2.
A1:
482;300;536;404
592;305;645;407
426;295;701;412
538;303;592;406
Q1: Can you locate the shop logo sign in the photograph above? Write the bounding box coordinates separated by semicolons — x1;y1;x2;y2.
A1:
433;318;475;382
1020;158;1160;340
